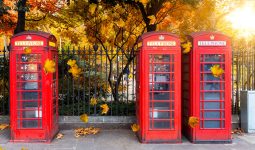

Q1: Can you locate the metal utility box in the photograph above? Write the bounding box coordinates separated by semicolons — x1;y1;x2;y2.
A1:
9;31;58;142
136;31;181;143
240;91;255;133
182;32;232;143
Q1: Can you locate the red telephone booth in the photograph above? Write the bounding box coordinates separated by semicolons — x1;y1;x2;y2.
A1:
136;31;181;143
182;32;231;143
9;31;58;142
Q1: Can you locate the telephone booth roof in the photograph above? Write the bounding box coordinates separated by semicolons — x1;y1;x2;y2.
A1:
12;31;56;40
11;31;57;50
188;31;231;48
138;31;180;48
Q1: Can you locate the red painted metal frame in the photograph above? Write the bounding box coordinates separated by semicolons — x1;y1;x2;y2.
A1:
136;31;181;143
182;32;232;143
9;31;58;142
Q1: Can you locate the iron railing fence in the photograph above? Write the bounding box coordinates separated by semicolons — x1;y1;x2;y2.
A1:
232;41;255;114
0;48;9;115
1;43;254;116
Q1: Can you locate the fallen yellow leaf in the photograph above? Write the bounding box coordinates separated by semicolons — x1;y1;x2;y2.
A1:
0;124;9;130
74;127;100;138
56;133;64;139
188;116;199;128
131;124;140;132
80;114;89;123
100;104;109;115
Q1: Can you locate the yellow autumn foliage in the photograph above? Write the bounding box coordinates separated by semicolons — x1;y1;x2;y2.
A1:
188;116;199;128
210;65;224;78
117;18;125;28
182;41;192;54
74;127;100;138
90;97;98;106
131;124;140;132
89;3;97;15
100;104;109;115
80;113;89;123
24;47;32;54
44;59;56;73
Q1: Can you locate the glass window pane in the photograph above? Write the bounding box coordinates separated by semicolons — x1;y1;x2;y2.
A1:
17;82;41;90
153;83;169;91
17;54;41;62
204;111;220;118
17;64;39;72
153;102;170;110
203;102;220;109
201;54;225;62
22;110;42;118
201;92;223;100
18;101;39;109
153;55;170;62
154;74;170;82
154;121;170;129
21;92;39;100
150;64;170;72
201;74;223;81
201;64;225;72
153;92;170;100
18;120;41;128
204;120;220;128
201;82;225;90
17;73;41;81
150;111;170;119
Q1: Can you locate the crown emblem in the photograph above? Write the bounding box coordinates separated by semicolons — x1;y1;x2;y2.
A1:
159;35;165;40
210;35;215;40
26;35;32;40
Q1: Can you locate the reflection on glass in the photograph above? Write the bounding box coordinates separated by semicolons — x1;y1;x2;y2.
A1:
17;64;39;72
152;55;170;62
150;64;171;72
151;102;170;110
150;111;170;119
18;120;42;128
17;54;41;62
153;83;169;91
153;74;173;82
17;82;41;90
201;54;225;62
202;102;221;109
22;92;39;100
204;111;220;118
18;73;40;81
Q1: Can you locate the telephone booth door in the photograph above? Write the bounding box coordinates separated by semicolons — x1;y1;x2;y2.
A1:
182;32;231;143
137;32;181;143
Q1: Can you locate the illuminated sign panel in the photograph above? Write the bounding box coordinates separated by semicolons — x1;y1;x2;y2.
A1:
14;41;44;46
147;41;176;47
198;41;226;46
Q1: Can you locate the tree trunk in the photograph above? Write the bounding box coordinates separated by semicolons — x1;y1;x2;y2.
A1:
14;0;27;34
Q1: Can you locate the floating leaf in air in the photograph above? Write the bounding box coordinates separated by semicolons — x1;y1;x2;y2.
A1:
188;116;199;128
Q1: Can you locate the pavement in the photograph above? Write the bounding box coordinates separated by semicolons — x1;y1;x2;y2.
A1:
1;129;255;150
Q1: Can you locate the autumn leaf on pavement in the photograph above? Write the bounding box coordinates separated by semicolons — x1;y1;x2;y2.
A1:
131;124;140;132
210;65;224;78
80;114;89;123
89;3;97;15
74;127;100;138
44;59;56;73
100;104;109;115
0;124;9;130
182;41;192;54
147;15;156;25
56;133;64;139
21;148;28;150
188;116;199;128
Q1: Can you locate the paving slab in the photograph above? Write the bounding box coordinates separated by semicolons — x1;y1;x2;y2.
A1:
1;129;255;150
